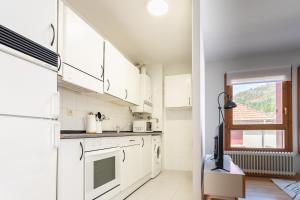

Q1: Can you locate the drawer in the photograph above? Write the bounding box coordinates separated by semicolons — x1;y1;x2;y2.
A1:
84;137;120;151
119;136;141;147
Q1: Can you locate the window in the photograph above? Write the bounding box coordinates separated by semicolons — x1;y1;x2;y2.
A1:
224;68;292;151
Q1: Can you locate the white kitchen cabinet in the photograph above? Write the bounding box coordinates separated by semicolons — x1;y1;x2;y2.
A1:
121;143;141;191
60;4;104;93
58;139;85;200
124;61;140;105
145;74;153;104
140;136;152;179
131;73;153;113
0;0;57;52
165;74;192;108
104;41;125;98
104;41;140;105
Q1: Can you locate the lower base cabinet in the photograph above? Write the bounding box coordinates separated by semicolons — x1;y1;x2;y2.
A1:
121;144;141;191
140;136;152;179
58;139;84;200
58;135;155;200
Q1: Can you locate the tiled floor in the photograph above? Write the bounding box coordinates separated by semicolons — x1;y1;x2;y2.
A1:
125;171;192;200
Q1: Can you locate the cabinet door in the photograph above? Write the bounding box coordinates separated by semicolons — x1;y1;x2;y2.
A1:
104;41;124;98
0;0;57;52
58;139;84;200
140;136;152;178
140;74;152;104
124;61;140;105
146;75;153;104
121;144;140;191
62;5;104;80
165;74;192;107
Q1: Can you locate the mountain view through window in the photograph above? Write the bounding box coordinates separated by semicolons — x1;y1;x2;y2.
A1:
230;81;284;149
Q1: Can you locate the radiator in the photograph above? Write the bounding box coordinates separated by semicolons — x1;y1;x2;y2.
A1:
225;151;296;176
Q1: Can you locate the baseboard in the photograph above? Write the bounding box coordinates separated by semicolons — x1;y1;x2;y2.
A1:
245;173;299;179
121;174;152;199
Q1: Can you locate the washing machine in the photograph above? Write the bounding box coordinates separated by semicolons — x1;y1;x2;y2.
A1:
151;135;162;178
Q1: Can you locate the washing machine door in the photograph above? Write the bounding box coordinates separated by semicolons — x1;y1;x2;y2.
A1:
152;144;162;178
155;145;161;161
154;144;162;165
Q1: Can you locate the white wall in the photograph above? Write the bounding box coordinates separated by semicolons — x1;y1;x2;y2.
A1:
205;50;300;172
192;0;204;197
59;87;133;131
163;63;193;171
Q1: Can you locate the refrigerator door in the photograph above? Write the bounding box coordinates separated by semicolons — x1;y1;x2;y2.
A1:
0;116;59;200
0;50;59;119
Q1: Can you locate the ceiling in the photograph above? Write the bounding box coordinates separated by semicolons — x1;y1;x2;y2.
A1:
202;0;300;62
64;0;192;65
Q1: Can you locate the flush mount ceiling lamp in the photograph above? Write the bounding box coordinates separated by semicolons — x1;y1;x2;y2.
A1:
147;0;169;16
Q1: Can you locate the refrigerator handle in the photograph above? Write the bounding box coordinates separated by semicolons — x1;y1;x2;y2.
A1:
52;92;60;119
53;122;60;148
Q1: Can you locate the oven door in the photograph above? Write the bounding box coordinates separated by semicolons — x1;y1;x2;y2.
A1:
85;147;121;200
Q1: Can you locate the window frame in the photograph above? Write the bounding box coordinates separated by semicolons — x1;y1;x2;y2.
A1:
224;73;293;152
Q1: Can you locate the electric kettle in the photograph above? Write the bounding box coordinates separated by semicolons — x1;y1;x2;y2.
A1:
86;112;96;133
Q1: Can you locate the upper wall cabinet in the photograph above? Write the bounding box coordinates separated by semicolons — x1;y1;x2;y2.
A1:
124;61;140;105
131;73;153;113
59;3;104;93
104;41;125;98
165;74;192;108
0;0;57;52
104;41;140;105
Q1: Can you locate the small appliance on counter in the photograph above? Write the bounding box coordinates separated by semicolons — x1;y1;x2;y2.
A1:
86;112;96;134
86;112;109;134
133;119;153;133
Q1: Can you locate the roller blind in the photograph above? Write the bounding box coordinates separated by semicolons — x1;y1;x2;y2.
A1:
226;66;292;85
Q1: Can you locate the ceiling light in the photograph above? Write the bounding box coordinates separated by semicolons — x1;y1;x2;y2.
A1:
147;0;169;16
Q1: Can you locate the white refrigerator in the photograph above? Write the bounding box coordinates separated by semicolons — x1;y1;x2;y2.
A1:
0;44;60;199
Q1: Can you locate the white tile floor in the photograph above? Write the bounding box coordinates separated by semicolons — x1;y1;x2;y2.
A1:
125;171;192;200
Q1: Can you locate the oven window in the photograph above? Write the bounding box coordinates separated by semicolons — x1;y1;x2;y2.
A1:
94;157;115;189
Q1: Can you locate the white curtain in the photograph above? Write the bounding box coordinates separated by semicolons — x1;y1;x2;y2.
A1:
226;66;292;85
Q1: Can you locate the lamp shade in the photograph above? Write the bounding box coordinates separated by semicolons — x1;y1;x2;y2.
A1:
224;99;237;109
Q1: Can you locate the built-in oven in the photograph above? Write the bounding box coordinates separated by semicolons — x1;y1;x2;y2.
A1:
85;145;121;200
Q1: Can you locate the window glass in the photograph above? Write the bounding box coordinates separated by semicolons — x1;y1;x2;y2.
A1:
230;130;285;149
232;81;283;125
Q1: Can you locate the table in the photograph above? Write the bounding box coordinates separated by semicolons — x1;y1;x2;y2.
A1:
203;155;245;200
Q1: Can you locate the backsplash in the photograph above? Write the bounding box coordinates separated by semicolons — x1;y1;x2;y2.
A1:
59;87;134;131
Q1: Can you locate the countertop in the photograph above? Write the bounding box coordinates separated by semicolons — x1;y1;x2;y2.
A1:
60;130;163;139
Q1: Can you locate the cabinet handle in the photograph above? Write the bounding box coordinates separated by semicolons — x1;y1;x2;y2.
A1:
80;142;84;161
101;65;104;79
189;97;191;106
142;137;144;147
50;24;55;46
125;89;128;99
129;139;135;142
107;79;110;91
57;54;62;72
122;149;125;162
